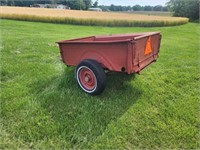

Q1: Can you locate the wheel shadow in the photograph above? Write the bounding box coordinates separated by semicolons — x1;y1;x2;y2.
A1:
31;67;143;147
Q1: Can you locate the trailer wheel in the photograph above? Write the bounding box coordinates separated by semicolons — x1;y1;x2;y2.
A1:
76;59;106;95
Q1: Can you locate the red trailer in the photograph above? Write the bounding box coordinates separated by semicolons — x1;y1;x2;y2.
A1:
57;32;162;95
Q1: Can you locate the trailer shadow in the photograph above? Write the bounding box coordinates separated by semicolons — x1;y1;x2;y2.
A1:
31;67;142;147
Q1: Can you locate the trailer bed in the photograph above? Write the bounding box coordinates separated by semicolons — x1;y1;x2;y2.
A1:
58;32;161;74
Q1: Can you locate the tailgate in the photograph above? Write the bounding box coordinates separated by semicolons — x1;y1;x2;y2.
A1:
132;32;161;73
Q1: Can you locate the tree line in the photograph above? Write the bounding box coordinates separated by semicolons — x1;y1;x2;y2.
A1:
0;0;92;10
0;0;93;10
1;0;199;21
166;0;199;21
98;4;168;12
1;0;168;11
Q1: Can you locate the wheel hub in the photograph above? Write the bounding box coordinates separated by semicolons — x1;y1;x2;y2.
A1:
78;67;96;91
85;75;90;82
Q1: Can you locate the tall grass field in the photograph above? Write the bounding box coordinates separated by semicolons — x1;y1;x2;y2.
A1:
0;6;189;27
1;19;199;149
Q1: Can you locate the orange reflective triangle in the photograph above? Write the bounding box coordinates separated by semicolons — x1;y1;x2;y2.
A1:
144;37;152;55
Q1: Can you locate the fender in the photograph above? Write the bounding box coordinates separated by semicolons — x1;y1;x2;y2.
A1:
79;51;117;71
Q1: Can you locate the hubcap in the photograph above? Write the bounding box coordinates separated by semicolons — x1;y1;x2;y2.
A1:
78;67;96;91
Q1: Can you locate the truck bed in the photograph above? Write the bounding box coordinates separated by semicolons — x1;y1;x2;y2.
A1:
57;32;161;74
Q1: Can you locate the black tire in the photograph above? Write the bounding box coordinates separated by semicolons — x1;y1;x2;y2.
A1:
75;59;106;95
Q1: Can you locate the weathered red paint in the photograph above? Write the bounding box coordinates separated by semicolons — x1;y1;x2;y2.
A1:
57;32;161;74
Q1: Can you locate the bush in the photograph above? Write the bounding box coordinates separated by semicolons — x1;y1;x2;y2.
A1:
167;0;199;21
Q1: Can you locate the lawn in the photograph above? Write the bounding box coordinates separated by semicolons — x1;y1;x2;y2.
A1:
1;19;199;149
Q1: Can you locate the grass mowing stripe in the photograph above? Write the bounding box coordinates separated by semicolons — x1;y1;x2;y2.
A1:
1;19;199;149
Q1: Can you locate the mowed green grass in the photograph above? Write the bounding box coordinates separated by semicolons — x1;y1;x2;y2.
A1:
1;19;199;149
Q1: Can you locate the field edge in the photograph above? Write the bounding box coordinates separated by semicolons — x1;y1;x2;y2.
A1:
0;14;189;27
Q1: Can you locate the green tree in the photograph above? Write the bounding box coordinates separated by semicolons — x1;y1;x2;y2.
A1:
153;5;163;11
2;0;8;5
144;5;153;11
98;5;109;11
51;0;58;5
66;0;83;10
66;0;92;10
132;5;143;11
162;6;169;11
110;4;116;11
7;0;15;6
167;0;199;21
83;0;92;9
93;0;98;7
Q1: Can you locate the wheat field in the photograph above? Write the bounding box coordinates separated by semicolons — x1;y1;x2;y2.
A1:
0;6;189;27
